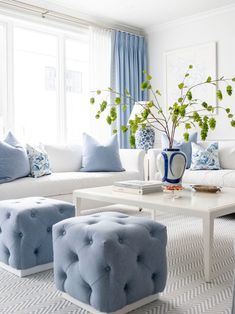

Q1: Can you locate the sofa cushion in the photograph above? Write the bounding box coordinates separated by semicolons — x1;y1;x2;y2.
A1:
43;144;82;172
191;142;220;170
27;144;51;178
0;171;141;200
0;132;30;184
80;133;124;172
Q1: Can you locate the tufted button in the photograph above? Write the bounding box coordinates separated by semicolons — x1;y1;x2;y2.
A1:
19;232;23;238
149;231;154;237
88;238;93;245
124;283;128;291
34;248;39;255
152;273;157;280
61;230;66;236
59;208;64;214
47;227;52;233
105;266;111;272
31;212;36;218
136;255;141;262
118;237;123;244
74;254;79;262
0;227;2;234
6;213;11;219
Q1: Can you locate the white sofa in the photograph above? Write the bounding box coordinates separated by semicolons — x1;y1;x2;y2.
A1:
0;144;145;209
148;140;235;187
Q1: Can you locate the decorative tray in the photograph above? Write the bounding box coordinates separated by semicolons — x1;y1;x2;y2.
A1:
191;185;221;193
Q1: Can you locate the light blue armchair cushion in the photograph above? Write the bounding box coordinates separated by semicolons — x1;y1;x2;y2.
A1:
0;132;30;184
161;132;197;168
80;133;125;172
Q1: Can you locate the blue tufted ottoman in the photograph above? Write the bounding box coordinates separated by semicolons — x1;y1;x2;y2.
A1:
53;212;167;314
0;197;75;277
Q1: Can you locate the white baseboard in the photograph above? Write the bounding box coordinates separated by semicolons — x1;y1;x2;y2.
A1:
62;292;158;314
0;261;53;277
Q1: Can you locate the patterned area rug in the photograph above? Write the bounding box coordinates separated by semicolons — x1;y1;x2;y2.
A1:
0;207;234;314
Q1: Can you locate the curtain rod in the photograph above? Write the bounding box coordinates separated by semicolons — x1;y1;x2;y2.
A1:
0;0;144;36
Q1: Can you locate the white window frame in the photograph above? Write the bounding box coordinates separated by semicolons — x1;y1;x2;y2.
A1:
0;12;89;143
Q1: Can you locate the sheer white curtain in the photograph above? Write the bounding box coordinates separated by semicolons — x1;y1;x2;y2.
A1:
89;26;111;141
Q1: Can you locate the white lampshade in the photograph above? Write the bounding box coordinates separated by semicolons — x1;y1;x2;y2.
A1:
128;101;148;124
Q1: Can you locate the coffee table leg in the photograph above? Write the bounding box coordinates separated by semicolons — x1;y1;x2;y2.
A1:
203;215;214;282
151;209;156;220
73;196;82;216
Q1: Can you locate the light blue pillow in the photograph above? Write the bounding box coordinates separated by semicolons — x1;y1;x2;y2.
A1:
0;132;30;183
161;132;197;169
80;133;125;172
27;144;52;178
190;142;220;170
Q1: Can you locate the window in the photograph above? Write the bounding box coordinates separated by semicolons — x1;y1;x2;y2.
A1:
0;17;90;143
14;27;58;143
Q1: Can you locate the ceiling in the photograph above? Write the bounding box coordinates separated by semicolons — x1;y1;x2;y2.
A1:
21;0;235;30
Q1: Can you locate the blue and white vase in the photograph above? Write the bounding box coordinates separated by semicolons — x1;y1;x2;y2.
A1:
157;148;187;185
135;126;155;152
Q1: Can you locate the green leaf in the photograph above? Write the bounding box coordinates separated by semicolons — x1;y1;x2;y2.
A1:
112;129;117;134
226;85;233;96
231;120;235;127
226;108;230;113
143;70;147;74
147;74;152;81
209;117;216;130
189;65;193;69
106;116;112;124
108;87;114;91
100;100;107;112
232;78;235;82
124;88;130;96
206;76;212;83
96;90;101;95
95;114;100;119
220;76;224;80
185;73;189;77
216;90;223;101
178;97;183;103
147;101;154;108
202;102;208;109
187;91;192;101
156;89;162;96
122;104;127;112
129;135;136;148
90;97;95;104
110;106;117;120
141;81;148;90
121;125;128;133
228;113;233;118
185;123;191;130
183;132;189;141
178;82;184;90
115;97;121;104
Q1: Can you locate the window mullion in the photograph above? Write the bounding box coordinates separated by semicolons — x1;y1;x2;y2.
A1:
57;34;66;143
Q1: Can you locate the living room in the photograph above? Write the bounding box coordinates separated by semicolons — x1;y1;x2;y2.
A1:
0;0;234;313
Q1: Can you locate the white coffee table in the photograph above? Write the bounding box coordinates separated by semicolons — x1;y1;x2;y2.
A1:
73;186;235;282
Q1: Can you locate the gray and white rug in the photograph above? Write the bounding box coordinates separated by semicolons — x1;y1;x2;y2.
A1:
0;207;234;314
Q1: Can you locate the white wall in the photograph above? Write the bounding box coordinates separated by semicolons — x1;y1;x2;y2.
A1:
146;6;235;146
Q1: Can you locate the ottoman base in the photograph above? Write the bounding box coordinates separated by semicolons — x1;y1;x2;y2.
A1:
62;292;159;314
0;261;53;277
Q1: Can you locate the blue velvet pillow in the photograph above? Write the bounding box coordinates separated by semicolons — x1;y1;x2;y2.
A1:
161;132;197;169
80;133;125;172
0;132;30;183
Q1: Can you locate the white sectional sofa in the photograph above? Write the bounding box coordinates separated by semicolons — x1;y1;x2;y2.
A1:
0;144;145;209
148;140;235;187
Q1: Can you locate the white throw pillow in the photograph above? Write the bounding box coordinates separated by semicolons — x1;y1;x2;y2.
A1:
190;142;220;170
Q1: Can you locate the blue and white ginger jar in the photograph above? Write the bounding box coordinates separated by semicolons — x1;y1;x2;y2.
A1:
157;148;187;185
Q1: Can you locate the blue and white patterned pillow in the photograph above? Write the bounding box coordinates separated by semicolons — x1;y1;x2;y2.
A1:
26;144;51;178
190;142;220;170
